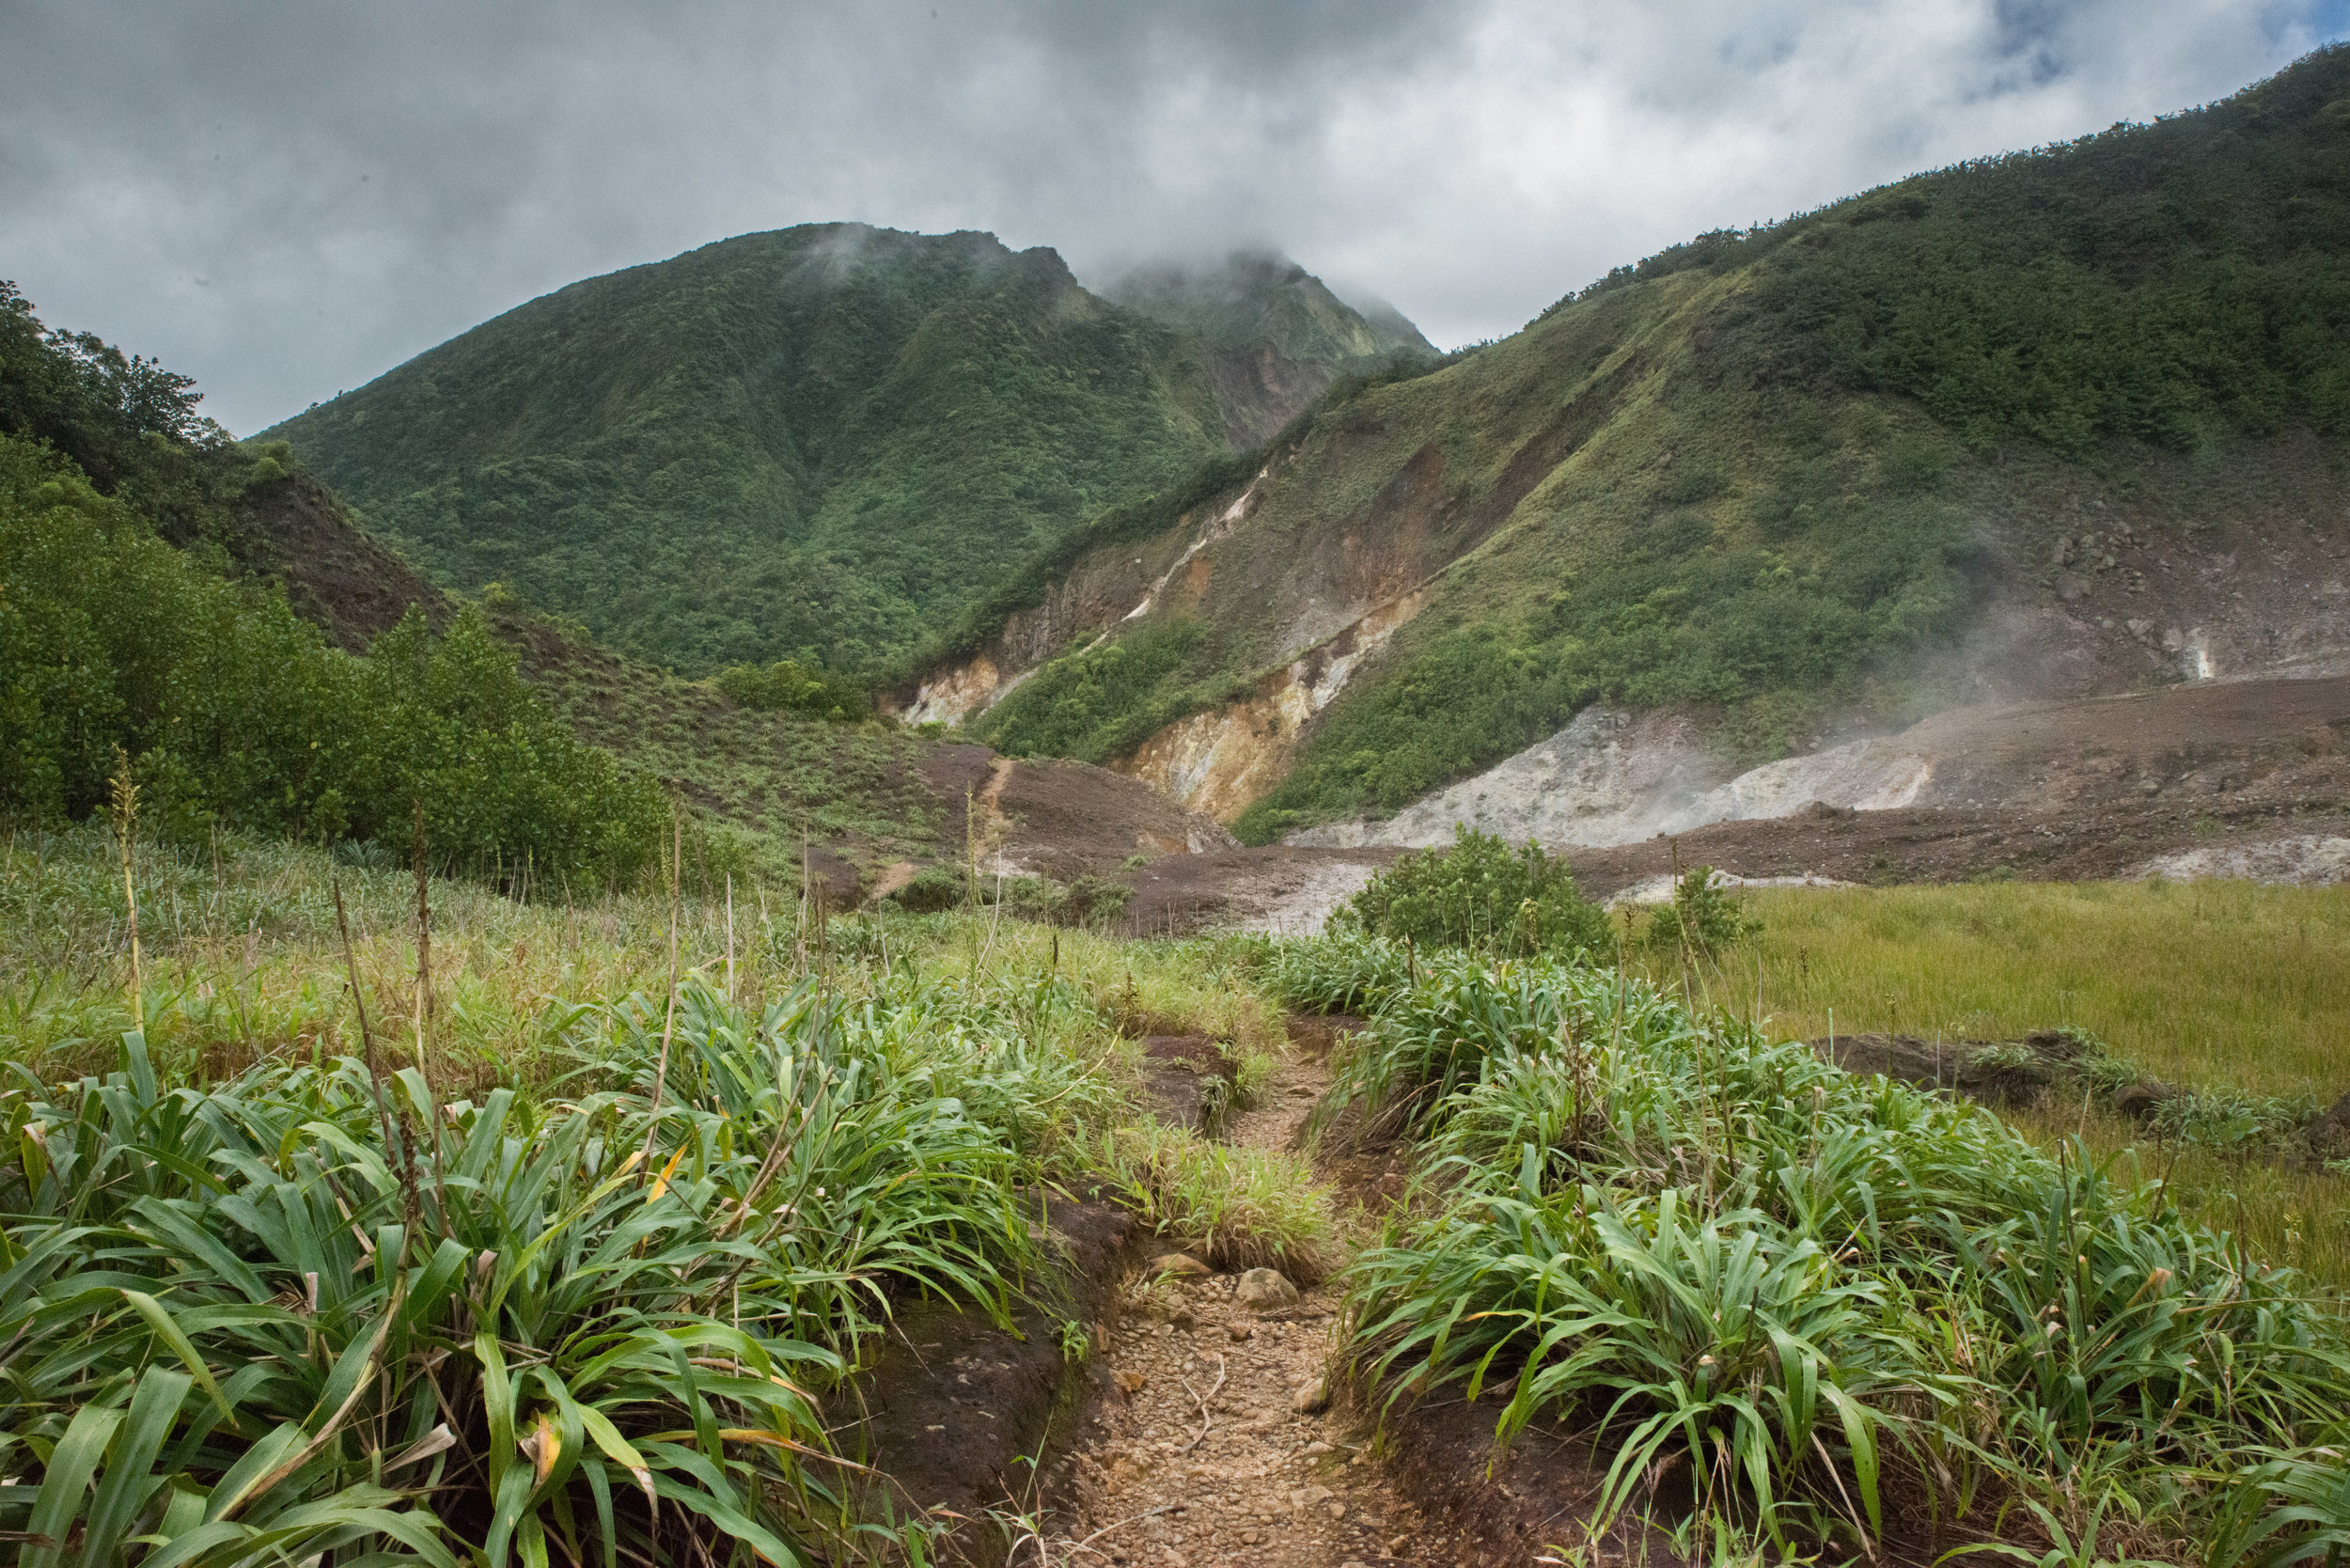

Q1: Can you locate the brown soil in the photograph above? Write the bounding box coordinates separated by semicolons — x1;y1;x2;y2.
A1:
995;760;1240;880
1026;1017;1702;1568
1122;848;1401;936
232;474;450;649
1137;1035;1241;1133
1559;795;2343;902
1110;674;2350;933
1035;1032;1463;1568
1548;674;2350;897
837;1198;1140;1558
918;748;1240;885
1814;1030;2093;1107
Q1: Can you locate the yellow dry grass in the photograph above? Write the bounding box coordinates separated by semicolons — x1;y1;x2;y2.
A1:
1643;878;2350;1096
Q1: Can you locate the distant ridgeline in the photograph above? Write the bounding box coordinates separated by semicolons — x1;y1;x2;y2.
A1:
262;227;1432;679
940;43;2350;842
0;283;667;885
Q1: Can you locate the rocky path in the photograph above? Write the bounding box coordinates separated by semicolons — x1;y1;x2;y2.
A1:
1034;1041;1477;1568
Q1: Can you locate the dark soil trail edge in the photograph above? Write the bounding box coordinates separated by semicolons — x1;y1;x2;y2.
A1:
833;1053;1235;1563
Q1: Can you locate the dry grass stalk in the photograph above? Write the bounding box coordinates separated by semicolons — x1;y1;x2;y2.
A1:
637;798;684;1180
111;747;142;1013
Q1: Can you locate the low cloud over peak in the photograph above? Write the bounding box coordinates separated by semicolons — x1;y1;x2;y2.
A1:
3;0;2338;432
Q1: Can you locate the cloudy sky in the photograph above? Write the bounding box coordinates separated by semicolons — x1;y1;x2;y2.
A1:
7;0;2346;434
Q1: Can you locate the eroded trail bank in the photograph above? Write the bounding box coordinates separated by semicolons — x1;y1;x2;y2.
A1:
1034;1027;1476;1568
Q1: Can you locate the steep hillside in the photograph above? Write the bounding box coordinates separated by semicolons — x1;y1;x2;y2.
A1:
922;45;2350;844
262;225;1232;676
230;469;1224;888
1104;249;1437;444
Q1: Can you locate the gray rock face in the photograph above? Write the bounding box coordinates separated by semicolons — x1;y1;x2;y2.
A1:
1287;704;1930;851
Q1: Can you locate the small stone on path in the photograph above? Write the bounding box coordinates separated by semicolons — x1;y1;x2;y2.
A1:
1151;1252;1209;1278
1237;1267;1300;1307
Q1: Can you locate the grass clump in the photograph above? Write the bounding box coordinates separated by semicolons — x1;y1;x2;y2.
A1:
1092;1121;1336;1281
0;972;1077;1566
1269;929;1413;1016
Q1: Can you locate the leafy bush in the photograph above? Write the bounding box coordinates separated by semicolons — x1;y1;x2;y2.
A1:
995;872;1133;930
1643;866;1760;955
1336;827;1611;959
713;658;870;721
0;292;668;889
972;618;1222;762
889;864;966;913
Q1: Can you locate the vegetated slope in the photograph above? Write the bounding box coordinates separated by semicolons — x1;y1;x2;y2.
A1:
222;464;967;880
263;225;1240;676
1104;248;1438;445
936;45;2350;843
232;457;1228;889
0;283;666;884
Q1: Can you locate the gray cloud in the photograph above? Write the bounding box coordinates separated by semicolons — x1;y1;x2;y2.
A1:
2;0;2338;433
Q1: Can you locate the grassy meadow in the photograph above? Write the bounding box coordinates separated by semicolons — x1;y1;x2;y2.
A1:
8;820;2350;1564
1630;878;2350;1292
1659;879;2350;1097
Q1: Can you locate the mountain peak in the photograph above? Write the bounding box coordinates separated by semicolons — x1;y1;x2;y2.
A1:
1101;247;1430;361
1101;248;1434;444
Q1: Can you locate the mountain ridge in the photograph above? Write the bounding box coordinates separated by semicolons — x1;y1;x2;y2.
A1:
263;226;1434;677
1104;248;1437;445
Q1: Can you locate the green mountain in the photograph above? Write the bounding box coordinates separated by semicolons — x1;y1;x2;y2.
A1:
263;227;1439;680
1104;249;1437;445
933;45;2350;839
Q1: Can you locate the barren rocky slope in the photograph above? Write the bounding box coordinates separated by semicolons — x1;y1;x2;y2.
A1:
916;50;2350;855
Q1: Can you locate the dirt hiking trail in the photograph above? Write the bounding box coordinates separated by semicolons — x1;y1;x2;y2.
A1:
1036;1029;1480;1568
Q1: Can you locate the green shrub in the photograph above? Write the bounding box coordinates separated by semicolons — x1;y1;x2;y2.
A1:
995;872;1134;930
972;618;1221;762
713;657;870;722
1643;865;1760;955
0;291;667;889
1337;826;1610;958
890;864;966;913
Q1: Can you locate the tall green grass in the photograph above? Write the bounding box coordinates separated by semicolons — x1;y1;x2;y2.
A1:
1288;936;2350;1562
0;825;1266;1563
1630;880;2350;1294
